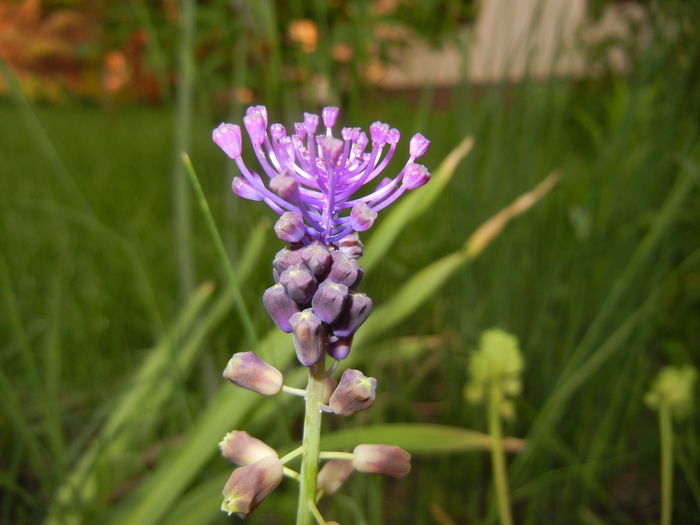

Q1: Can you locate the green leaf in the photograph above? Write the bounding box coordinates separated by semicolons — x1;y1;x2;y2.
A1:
320;424;526;455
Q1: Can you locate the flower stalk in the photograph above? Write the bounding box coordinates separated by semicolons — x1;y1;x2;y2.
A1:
488;384;513;525
297;360;327;525
658;402;672;525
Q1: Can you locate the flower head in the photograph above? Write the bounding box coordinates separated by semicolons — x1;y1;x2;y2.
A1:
213;106;431;245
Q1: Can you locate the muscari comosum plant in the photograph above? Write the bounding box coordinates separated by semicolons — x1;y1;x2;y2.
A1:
212;105;431;524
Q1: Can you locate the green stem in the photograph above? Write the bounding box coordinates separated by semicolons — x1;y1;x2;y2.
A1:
488;384;513;525
659;403;673;525
296;360;326;525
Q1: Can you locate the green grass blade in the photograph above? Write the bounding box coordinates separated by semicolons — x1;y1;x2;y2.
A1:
319;424;526;455
46;282;214;525
183;153;257;347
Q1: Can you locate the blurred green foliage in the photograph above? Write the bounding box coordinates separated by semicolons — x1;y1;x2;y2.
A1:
1;0;700;524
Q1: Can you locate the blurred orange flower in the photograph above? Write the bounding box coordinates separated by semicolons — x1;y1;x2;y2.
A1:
332;43;353;63
288;19;318;53
102;51;130;94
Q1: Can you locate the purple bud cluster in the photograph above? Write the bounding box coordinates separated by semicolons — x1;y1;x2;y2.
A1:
212;105;431;245
263;237;371;366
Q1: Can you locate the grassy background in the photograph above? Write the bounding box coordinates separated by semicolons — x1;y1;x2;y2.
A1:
1;2;700;524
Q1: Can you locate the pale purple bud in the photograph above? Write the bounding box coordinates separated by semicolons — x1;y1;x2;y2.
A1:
270;173;300;201
341;127;353;141
319;136;344;165
274;211;306;242
272;246;304;277
322;106;340;128
270;123;286;140
369;121;389;145
300;242;332;278
350;202;377;232
327;250;360;288
304;112;320;134
289;309;325;367
232;177;263;201
246;105;268;127
317;459;354;496
352;444;411;478
350;127;361;141
387;128;400;144
338;232;364;259
329;368;377;416
328;335;353;360
219;430;278;465
312;280;349;323
279;264;317;304
409;133;430;158
222;352;283;396
262;283;301;333
332;292;372;337
243;113;266;146
212;123;242;159
356;131;368;150
294;122;307;139
221;456;283;517
403;163;431;190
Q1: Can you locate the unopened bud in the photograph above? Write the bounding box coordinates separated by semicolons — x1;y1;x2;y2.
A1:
263;284;301;333
212;123;242;159
331;292;372;338
350;202;377;232
279;265;317;304
409;133;430;158
312;280;349;323
272;246;304;277
300;242;332;278
328;250;361;288
221;456;283;517
369;121;389;145
290;309;325;367
322;106;340;129
270;173;300;201
352;444;411;478
387;128;401;145
243;112;266;146
223;352;283;396
269;123;286;140
317;459;354;496
319;136;344;165
403;163;431;190
232;177;263;201
329;369;376;416
338;232;364;259
304;112;320;134
219;431;278;465
274;211;306;243
328;335;353;360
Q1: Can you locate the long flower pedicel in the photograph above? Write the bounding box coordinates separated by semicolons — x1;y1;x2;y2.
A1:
214;106;427;523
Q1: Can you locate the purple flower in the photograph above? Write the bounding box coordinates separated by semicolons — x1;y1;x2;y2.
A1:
213;106;431;245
